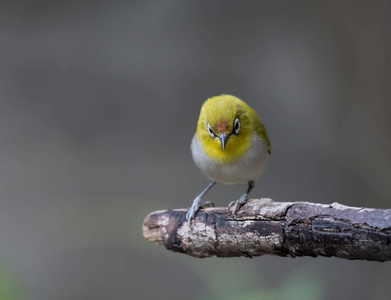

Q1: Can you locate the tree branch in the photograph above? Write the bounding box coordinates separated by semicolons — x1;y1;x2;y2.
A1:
142;198;391;261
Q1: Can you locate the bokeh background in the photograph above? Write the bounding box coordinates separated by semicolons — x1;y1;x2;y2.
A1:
1;0;391;299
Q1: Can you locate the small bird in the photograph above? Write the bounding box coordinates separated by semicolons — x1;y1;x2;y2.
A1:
186;95;271;222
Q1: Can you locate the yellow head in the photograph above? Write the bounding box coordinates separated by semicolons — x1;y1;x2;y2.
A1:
195;95;271;164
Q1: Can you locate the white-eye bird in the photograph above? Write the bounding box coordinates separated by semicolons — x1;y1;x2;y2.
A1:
186;95;271;222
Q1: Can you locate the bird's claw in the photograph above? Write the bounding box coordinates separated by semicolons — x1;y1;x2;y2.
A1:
186;199;215;223
186;205;198;223
228;194;248;215
186;197;201;223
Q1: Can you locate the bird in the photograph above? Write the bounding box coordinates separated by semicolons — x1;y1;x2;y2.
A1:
186;94;271;222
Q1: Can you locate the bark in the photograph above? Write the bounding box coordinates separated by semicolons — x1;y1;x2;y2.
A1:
142;198;391;261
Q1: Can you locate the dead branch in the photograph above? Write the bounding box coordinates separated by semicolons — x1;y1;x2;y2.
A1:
142;198;391;261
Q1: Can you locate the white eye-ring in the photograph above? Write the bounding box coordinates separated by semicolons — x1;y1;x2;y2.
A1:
234;118;240;134
207;123;215;138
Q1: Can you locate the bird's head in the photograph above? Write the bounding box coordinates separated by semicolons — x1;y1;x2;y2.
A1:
196;95;256;163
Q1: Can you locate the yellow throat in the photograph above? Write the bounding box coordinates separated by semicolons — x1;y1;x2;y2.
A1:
196;95;271;164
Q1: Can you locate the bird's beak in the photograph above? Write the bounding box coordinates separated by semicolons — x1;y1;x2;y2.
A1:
219;133;230;151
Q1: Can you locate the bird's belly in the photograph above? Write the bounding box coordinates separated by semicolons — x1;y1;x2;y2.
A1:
191;133;270;184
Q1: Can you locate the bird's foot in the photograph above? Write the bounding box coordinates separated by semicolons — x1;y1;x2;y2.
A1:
186;199;215;223
228;193;248;215
186;197;200;223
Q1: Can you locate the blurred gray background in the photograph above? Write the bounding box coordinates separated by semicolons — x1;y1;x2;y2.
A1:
0;0;390;299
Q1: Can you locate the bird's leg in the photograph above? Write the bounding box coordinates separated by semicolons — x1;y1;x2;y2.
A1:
228;181;254;215
186;181;216;222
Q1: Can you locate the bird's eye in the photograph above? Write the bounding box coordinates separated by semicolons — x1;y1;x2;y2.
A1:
234;118;240;134
207;123;215;138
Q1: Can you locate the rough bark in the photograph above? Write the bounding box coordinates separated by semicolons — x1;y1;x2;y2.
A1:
142;198;391;261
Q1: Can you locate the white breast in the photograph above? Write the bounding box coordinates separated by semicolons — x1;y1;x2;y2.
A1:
191;133;270;185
